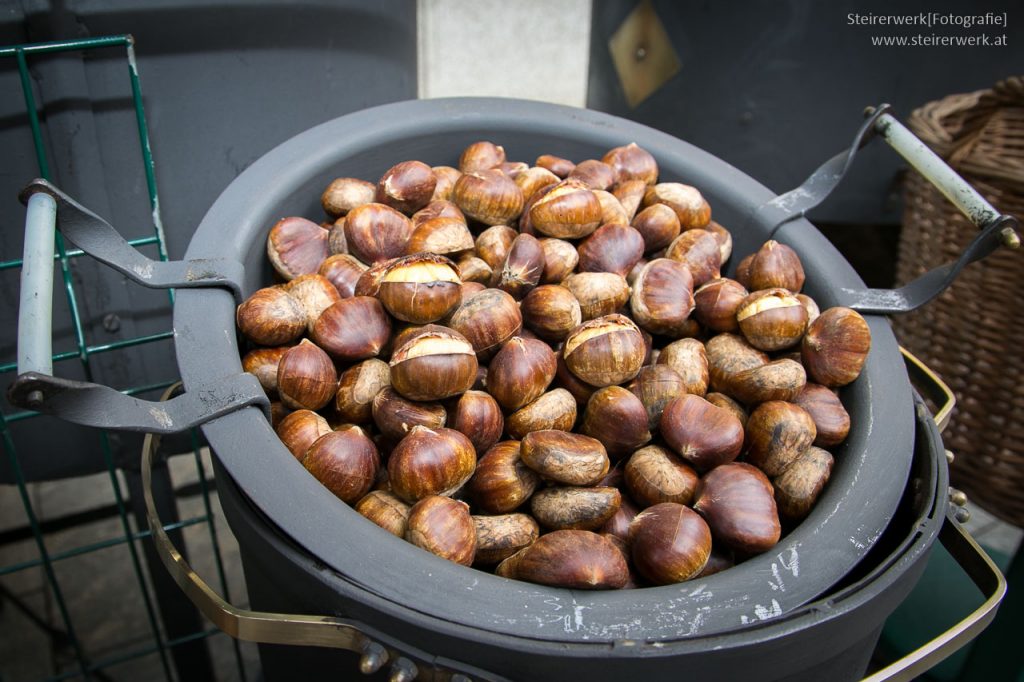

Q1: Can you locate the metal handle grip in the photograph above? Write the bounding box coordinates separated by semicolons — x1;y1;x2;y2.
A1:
140;385;478;682
749;104;1020;316
8;180;268;429
864;513;1006;682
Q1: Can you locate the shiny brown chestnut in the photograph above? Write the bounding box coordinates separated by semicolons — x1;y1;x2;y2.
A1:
529;178;603;239
747;240;805;293
411;199;466;227
407;216;475;257
451;390;504;455
388;426;477;503
563;314;646;387
355;490;410;537
660;394;745;471
431;166;461;202
535;154;575;178
486;336;557;411
624;445;699;507
455;255;492;284
284;273;342;333
405;496;476;566
530;486;621;531
276;409;331;460
505;388;577;440
603;142;659;185
334;359;390;424
705;392;748;429
377;253;462;324
474;224;517;271
568;159;615;190
242;346;290;396
491;233;544;300
792;383;851;447
520;430;610;486
706;220;733;264
266;216;330;280
376;160;436;215
467;440;540;514
642;182;711;230
627;364;687;431
371;387;446;442
629;258;696;337
693;278;748;333
599;491;640;542
745;401;817;477
302;426;380;504
801;307;872;387
705;333;769;395
729;358;807;405
736;288;809;352
276;340;338;411
236;287;306;346
452;169;524;226
629;502;711;585
577;224;646;278
448;288;523;359
665;228;722;286
473;514;540;565
343;203;414;264
796;293;821;325
514;166;561;201
563;272;631;321
389;327;478;402
353;257;394;298
521;285;582;342
318;253;367;299
312;296;392;361
631;203;681;253
773;446;834;521
593;190;630;226
321;177;376;218
656;338;709;396
458;140;505;173
503;530;628;589
693;462;781;554
580;386;652;459
535;238;576;284
611;179;647;221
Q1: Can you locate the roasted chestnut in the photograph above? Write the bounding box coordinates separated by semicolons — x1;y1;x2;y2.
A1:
486;336;557;411
736;288;809;352
801;307;871;387
388;426;477;503
627;364;687;430
629;258;696;337
334;358;391;424
451;390;504;455
629;502;711;584
747;240;805;293
377;253;462;324
660;394;744;471
530;486;621;531
521;285;583;342
521;430;610;486
458;140;505;173
284;273;342;333
505;388;578;440
473;513;540;565
665;228;721;286
302;426;380;504
612;179;647;221
631;203;681;253
745;401;817;477
693;278;748;333
580;386;652;459
692;462;781;554
276;340;337;411
624;445;699;507
448;288;523;359
407;216;475;257
568;159;615;190
535;154;575;177
312;296;392;361
242;345;290;396
501;530;628;589
563;314;646;387
656;338;709;396
491;233;544;300
563;272;631;321
643;183;711;230
266;216;330;280
729;358;807;405
773;446;834;521
431;166;461;201
467;440;541;514
389;327;478;401
355;489;410;537
276;409;331;460
603;142;659;185
577;224;645;278
452;169;524;226
343;203;414;264
529;178;602;239
236;286;306;346
371;387;446;441
405;496;476;566
792;383;851;447
705;333;769;395
318;253;367;299
321;177;376;218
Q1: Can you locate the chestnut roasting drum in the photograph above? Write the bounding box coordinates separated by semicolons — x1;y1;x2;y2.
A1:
10;99;1014;681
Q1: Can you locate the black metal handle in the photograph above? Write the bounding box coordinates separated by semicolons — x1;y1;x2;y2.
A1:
7;179;268;429
748;104;1020;315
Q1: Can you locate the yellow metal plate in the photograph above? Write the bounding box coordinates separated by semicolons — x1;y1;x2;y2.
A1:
608;0;682;108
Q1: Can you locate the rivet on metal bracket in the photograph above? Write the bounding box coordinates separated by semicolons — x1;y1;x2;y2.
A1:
389;657;418;682
949;487;968;508
945;449;955;465
359;641;388;675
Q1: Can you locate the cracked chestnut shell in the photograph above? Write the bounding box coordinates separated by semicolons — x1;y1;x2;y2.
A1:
629;502;711;585
312;296;392;362
502;530;628;589
660;394;744;471
302;426;380;504
378;253;462;324
580;386;652;459
563;314;646;387
801;307;871;387
334;358;391;424
389;327;478;402
521;430;610;486
486;336;557;411
624;445;699;507
737;288;809;352
388;426;476;503
276;340;337;411
745;401;817;477
693;462;781;555
266;216;329;280
467;440;541;514
405;496;476;566
236;286;306;346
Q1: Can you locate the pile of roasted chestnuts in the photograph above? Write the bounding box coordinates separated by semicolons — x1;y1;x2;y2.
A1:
235;140;872;589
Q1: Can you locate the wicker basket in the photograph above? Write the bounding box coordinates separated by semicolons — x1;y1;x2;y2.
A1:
894;77;1024;527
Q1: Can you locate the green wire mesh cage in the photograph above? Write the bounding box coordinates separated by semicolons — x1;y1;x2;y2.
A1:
0;35;249;681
